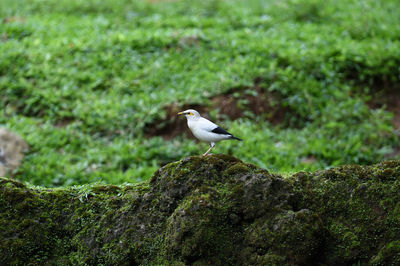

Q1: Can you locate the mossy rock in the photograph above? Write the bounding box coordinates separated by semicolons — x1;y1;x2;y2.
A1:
1;155;400;265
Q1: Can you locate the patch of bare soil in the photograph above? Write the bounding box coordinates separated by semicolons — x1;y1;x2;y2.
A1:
367;87;400;129
145;81;291;139
367;84;400;158
144;103;206;140
211;84;289;125
54;117;75;128
3;16;25;24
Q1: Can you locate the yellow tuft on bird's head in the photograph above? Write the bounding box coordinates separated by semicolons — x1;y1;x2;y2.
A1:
177;109;199;117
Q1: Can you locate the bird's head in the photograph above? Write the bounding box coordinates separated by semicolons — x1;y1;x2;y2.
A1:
177;109;200;120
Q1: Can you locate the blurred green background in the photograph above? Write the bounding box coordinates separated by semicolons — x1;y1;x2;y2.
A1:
1;0;399;187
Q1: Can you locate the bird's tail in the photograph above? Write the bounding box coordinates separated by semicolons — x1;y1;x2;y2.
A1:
230;135;243;141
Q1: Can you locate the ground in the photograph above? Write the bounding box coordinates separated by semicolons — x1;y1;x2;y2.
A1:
1;0;400;186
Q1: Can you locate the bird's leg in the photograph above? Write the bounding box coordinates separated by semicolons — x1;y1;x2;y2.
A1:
203;142;215;156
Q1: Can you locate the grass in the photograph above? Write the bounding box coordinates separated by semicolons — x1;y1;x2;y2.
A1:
1;0;399;186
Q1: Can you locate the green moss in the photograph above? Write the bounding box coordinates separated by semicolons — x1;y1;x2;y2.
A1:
223;163;251;177
370;240;400;265
1;155;400;264
165;187;239;264
0;177;25;188
91;185;121;194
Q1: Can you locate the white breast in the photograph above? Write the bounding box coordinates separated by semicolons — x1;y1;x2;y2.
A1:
188;119;231;143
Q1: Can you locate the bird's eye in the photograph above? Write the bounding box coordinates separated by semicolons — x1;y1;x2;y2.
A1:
189;112;193;115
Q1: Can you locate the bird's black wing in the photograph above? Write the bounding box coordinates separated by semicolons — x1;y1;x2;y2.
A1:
211;126;232;135
212;126;243;141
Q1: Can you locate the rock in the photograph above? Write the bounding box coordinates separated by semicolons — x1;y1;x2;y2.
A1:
0;128;29;177
0;155;399;265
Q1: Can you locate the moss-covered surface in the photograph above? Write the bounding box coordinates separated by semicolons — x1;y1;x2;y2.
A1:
1;154;400;265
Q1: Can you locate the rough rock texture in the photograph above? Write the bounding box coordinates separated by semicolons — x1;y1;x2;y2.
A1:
0;155;399;265
0;128;29;177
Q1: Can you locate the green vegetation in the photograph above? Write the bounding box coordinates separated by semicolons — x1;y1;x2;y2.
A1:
1;0;400;186
1;155;399;264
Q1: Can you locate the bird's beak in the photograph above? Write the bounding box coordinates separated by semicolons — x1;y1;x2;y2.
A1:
177;112;184;115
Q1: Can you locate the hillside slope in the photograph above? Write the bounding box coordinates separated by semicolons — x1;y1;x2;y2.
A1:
2;0;400;186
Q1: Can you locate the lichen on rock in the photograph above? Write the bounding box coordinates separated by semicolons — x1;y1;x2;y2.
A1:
0;155;399;265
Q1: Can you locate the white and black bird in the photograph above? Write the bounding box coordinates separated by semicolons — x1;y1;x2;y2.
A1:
178;109;242;156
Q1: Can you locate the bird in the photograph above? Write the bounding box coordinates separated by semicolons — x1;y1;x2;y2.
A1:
177;109;242;156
